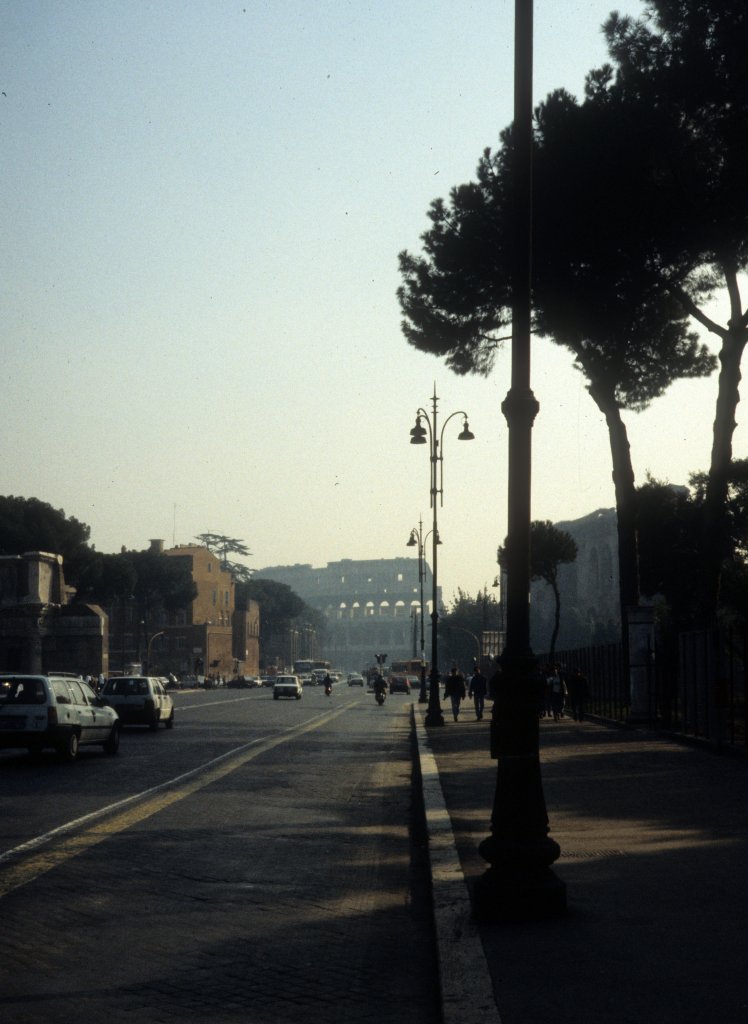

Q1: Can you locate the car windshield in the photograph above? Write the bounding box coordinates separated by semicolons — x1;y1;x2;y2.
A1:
0;678;47;705
104;678;149;695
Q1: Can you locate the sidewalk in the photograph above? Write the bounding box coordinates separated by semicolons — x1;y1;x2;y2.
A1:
415;706;748;1024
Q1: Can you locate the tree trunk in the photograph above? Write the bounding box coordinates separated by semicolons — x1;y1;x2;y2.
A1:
549;576;561;662
703;312;748;620
674;265;748;622
588;382;641;623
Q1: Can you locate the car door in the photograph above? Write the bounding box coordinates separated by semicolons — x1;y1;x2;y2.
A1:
79;679;111;743
66;679;97;743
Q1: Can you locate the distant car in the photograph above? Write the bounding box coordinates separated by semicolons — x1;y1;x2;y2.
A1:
261;676;275;688
101;676;174;730
273;675;303;700
388;675;412;695
347;674;365;687
0;673;120;761
228;675;260;689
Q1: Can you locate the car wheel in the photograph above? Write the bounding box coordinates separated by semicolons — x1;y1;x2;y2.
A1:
103;722;120;756
165;710;175;729
58;730;79;762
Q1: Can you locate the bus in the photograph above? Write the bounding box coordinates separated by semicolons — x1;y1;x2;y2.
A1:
293;659;331;676
390;659;424;676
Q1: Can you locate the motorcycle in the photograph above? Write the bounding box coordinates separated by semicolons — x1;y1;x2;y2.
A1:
324;679;332;697
375;688;386;706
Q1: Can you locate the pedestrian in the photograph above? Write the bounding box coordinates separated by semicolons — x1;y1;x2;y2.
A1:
547;663;567;721
468;665;487;720
567;667;589;721
443;664;466;721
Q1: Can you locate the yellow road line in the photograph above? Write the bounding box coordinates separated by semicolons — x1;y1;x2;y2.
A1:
0;701;354;900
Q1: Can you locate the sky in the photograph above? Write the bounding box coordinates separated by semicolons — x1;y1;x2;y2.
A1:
2;0;743;606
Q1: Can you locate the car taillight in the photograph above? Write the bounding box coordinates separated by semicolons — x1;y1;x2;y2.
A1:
48;706;58;726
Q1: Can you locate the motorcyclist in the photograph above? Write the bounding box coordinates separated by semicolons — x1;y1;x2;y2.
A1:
323;672;333;696
373;672;387;702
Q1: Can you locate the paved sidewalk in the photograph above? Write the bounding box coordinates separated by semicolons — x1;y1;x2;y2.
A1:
416;707;748;1024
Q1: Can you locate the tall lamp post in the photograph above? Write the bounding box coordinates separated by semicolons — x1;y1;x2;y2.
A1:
474;0;566;921
410;386;474;726
146;631;165;674
406;517;441;704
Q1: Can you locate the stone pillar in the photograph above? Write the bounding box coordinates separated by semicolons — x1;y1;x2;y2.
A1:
628;605;655;722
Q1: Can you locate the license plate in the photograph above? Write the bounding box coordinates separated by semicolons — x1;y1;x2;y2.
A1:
0;716;25;730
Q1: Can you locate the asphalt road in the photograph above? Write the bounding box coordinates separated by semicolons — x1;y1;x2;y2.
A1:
0;685;439;1024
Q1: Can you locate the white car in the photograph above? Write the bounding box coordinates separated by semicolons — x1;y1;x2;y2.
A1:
101;676;174;730
0;674;121;761
273;675;303;700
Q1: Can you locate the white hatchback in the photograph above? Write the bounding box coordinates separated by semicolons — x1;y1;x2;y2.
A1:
101;676;174;730
0;674;121;761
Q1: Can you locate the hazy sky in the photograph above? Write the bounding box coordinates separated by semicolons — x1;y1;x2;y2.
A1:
3;0;741;604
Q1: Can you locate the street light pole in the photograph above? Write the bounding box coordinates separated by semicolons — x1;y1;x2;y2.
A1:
410;386;474;726
146;631;165;674
407;517;435;704
473;0;566;922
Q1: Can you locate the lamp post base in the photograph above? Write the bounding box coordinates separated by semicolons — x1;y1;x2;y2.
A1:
472;859;567;924
475;652;567;921
425;670;444;726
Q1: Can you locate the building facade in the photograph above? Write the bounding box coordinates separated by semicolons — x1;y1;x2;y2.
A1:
530;507;621;651
253;557;439;673
106;542;260;679
0;551;108;675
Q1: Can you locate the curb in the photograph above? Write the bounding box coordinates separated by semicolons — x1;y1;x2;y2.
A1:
412;704;502;1024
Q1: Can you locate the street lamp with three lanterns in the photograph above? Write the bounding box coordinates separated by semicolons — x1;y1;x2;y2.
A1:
409;386;474;726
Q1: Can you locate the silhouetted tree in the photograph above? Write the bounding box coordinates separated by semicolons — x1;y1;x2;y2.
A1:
499;521;577;661
398;81;714;631
196;533;252;582
601;1;748;617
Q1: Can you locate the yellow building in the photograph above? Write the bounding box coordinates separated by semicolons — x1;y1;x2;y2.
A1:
161;543;259;680
107;541;259;680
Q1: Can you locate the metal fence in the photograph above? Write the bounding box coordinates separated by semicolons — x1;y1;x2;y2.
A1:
552;629;748;752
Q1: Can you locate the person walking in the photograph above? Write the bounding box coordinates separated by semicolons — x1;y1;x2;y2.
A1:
443;664;466;721
547;663;568;721
567;667;589;721
468;665;487;720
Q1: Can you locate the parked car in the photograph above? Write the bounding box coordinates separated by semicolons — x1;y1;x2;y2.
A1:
347;674;365;687
388;674;413;695
0;673;120;761
101;676;174;730
273;675;303;700
261;676;275;688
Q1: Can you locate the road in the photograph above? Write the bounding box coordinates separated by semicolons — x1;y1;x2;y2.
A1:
0;685;439;1024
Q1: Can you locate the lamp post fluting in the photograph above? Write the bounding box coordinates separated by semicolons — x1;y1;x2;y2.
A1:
410;387;474;726
473;0;566;922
